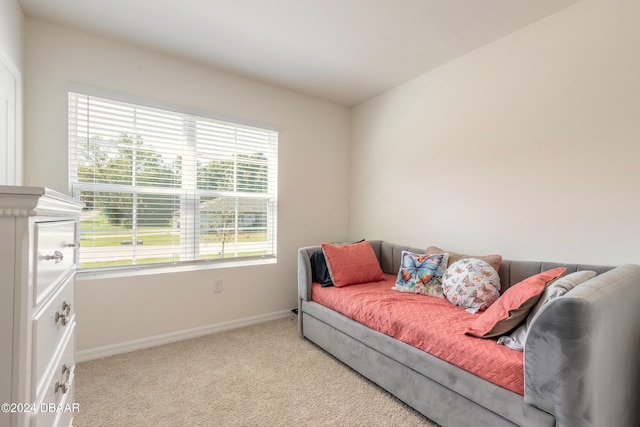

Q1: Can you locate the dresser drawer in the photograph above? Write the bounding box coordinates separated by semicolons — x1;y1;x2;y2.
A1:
57;402;75;427
32;275;75;398
56;389;75;427
35;221;77;306
32;328;75;427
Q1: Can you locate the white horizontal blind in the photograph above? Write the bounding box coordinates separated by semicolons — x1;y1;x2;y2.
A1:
68;92;277;271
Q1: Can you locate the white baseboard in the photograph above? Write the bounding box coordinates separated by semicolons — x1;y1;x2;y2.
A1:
76;309;293;363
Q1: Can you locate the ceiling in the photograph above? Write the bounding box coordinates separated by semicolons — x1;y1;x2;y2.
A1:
19;0;579;106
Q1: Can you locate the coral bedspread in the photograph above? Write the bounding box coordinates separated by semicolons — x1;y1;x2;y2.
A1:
311;274;525;395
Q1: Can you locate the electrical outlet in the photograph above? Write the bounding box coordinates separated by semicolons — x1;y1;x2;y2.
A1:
213;279;223;293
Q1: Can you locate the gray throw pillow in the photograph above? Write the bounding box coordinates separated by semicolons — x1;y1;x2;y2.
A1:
497;270;597;351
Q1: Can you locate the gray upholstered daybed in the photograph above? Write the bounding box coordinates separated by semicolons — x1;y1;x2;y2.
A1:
297;240;640;427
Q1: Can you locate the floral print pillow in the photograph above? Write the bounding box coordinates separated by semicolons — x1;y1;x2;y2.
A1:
392;251;449;297
442;258;501;313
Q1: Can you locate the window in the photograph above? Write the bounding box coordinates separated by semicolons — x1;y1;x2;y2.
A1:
68;91;278;272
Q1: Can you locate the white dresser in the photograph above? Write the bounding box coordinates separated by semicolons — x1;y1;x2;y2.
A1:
0;186;83;427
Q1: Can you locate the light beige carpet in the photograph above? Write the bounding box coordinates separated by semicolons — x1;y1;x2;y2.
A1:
74;317;439;426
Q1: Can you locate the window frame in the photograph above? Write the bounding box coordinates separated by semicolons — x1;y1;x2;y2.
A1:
67;85;278;277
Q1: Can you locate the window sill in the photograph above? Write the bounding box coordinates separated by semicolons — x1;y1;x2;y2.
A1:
76;257;276;280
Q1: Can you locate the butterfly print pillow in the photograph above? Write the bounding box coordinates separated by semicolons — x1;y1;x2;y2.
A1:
392;251;449;297
442;258;501;313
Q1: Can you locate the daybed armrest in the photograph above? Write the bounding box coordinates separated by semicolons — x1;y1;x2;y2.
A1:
298;245;320;302
524;264;640;427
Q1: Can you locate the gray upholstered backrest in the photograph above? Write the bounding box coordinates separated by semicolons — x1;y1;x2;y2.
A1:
373;240;615;293
497;260;614;292
373;240;424;275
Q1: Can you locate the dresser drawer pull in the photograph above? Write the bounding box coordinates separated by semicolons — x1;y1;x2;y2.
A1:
55;381;70;394
44;250;64;263
61;364;72;381
55;311;68;325
55;301;71;326
56;301;71;326
65;241;80;249
62;301;71;316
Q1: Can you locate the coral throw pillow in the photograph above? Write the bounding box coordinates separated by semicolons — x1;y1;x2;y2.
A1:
465;267;567;338
497;270;597;351
442;258;501;313
321;241;385;287
392;251;449;297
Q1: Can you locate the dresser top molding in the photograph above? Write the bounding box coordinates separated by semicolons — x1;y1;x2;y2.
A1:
0;186;83;218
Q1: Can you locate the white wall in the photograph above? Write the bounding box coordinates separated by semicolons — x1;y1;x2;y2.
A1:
0;0;23;70
24;18;350;352
0;0;24;185
350;0;640;265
